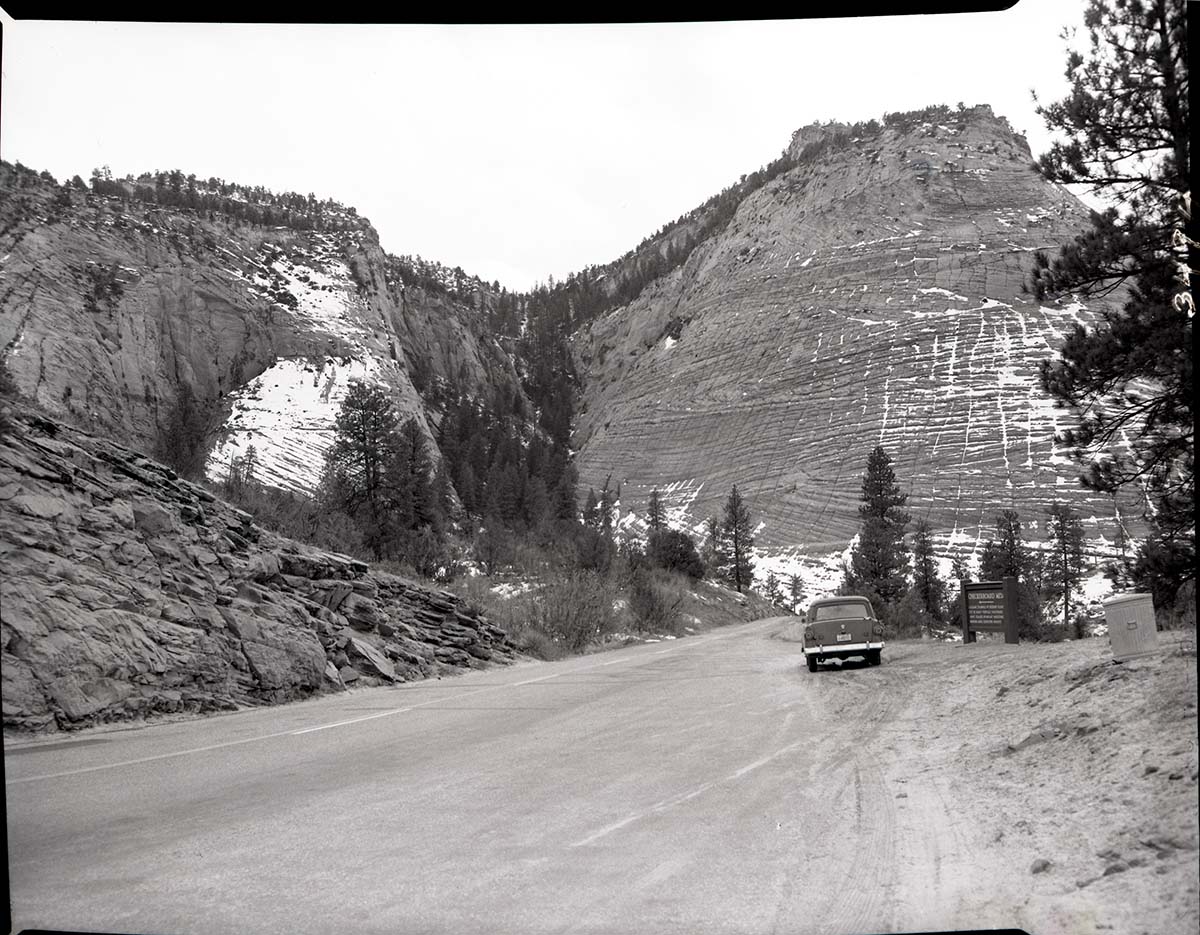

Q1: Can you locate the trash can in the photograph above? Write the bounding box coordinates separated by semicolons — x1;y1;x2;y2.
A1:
1102;592;1159;662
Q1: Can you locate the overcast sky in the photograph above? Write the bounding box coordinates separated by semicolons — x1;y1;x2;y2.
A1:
1;5;1090;290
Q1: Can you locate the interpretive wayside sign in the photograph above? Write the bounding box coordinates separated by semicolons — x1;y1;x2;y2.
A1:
960;577;1019;644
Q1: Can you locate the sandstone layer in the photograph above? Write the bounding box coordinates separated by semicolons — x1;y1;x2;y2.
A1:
0;165;523;494
573;107;1135;553
0;404;517;733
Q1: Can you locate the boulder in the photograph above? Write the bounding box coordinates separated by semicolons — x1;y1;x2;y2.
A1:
132;499;177;536
344;633;396;681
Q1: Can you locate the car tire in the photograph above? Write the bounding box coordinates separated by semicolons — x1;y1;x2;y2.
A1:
868;650;882;666
807;655;818;673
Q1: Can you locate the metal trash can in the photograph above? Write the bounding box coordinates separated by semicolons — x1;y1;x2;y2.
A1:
1102;592;1159;662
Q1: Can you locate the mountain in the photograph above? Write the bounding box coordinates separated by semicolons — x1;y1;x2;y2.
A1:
0;164;526;494
569;105;1137;564
0;104;1139;575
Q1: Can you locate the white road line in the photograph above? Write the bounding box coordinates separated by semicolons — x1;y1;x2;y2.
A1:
6;631;732;785
571;735;809;847
4;729;304;786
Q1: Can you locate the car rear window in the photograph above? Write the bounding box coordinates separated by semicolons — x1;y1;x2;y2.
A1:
812;602;873;622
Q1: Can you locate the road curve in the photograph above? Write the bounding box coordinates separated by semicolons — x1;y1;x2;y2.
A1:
6;617;984;935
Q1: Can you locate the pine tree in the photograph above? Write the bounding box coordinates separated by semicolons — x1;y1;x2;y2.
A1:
1032;0;1192;607
582;488;600;528
910;518;946;625
947;554;971;632
721;485;755;593
1044;502;1088;630
553;461;579;523
979;509;1044;638
788;573;804;613
598;481;615;540
322;381;406;558
647;488;666;531
701;515;726;576
764;571;784;607
387;417;440;534
845;446;911;604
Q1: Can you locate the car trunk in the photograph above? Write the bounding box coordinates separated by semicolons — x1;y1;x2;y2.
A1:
807;617;875;648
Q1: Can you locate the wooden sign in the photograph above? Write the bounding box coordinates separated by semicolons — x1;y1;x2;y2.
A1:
960;577;1019;644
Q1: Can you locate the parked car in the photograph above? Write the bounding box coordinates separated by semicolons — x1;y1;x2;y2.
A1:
802;595;884;672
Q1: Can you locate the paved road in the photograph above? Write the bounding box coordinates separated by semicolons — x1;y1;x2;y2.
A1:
5;618;975;935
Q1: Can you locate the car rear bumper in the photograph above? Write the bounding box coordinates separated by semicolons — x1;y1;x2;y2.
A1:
803;642;884;655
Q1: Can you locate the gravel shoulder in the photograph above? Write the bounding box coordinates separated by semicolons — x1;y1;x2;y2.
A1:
776;626;1199;935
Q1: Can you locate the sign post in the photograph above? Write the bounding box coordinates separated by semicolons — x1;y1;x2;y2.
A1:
960;577;1019;644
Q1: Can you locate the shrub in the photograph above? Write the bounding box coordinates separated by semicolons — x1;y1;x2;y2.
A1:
530;570;617;652
883;589;935;638
572;524;615;574
628;566;683;634
646;528;705;579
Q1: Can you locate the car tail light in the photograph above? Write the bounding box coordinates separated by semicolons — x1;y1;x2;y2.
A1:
873;624;884;635
804;628;815;640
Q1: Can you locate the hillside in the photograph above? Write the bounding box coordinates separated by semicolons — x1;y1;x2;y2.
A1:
0;402;517;733
0;104;1146;584
0;163;526;495
571;105;1137;563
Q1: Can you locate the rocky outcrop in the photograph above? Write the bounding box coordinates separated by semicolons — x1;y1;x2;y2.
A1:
0;405;517;733
0;164;526;494
572;106;1135;553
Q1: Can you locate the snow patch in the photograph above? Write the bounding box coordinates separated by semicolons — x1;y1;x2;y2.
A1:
206;356;382;494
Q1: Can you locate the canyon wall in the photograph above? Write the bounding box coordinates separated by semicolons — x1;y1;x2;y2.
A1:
572;107;1135;555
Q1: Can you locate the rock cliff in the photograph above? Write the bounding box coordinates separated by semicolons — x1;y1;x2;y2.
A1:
572;106;1136;554
0;164;524;494
0;404;517;733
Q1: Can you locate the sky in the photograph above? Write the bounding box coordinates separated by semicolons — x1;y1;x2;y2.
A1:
0;5;1092;291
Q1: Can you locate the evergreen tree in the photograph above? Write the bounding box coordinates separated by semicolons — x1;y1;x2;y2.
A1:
844;446;910;604
646;528;704;579
979;509;1044;638
646;488;666;531
721;485;755;593
598;481;616;540
322;381;407;558
1032;0;1192;608
947;554;971;631
524;477;551;535
764;571;785;607
1044;502;1089;630
701;515;726;575
324;381;399;517
553;461;579;523
910;518;946;626
788;573;805;614
387;417;440;535
224;444;260;499
582;488;600;529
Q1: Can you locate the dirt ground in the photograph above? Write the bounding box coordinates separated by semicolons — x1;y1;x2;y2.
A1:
799;628;1200;935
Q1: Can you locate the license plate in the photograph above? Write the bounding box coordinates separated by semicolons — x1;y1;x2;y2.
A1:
836;633;852;642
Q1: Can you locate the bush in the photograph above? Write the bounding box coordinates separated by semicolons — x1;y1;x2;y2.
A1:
216;479;367;559
646;528;705;579
628;566;683;634
474;522;512;576
882;589;935;638
530;571;617;652
572;525;615;574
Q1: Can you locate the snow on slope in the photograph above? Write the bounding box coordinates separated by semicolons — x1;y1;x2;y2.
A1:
206;356;383;493
206;230;406;494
